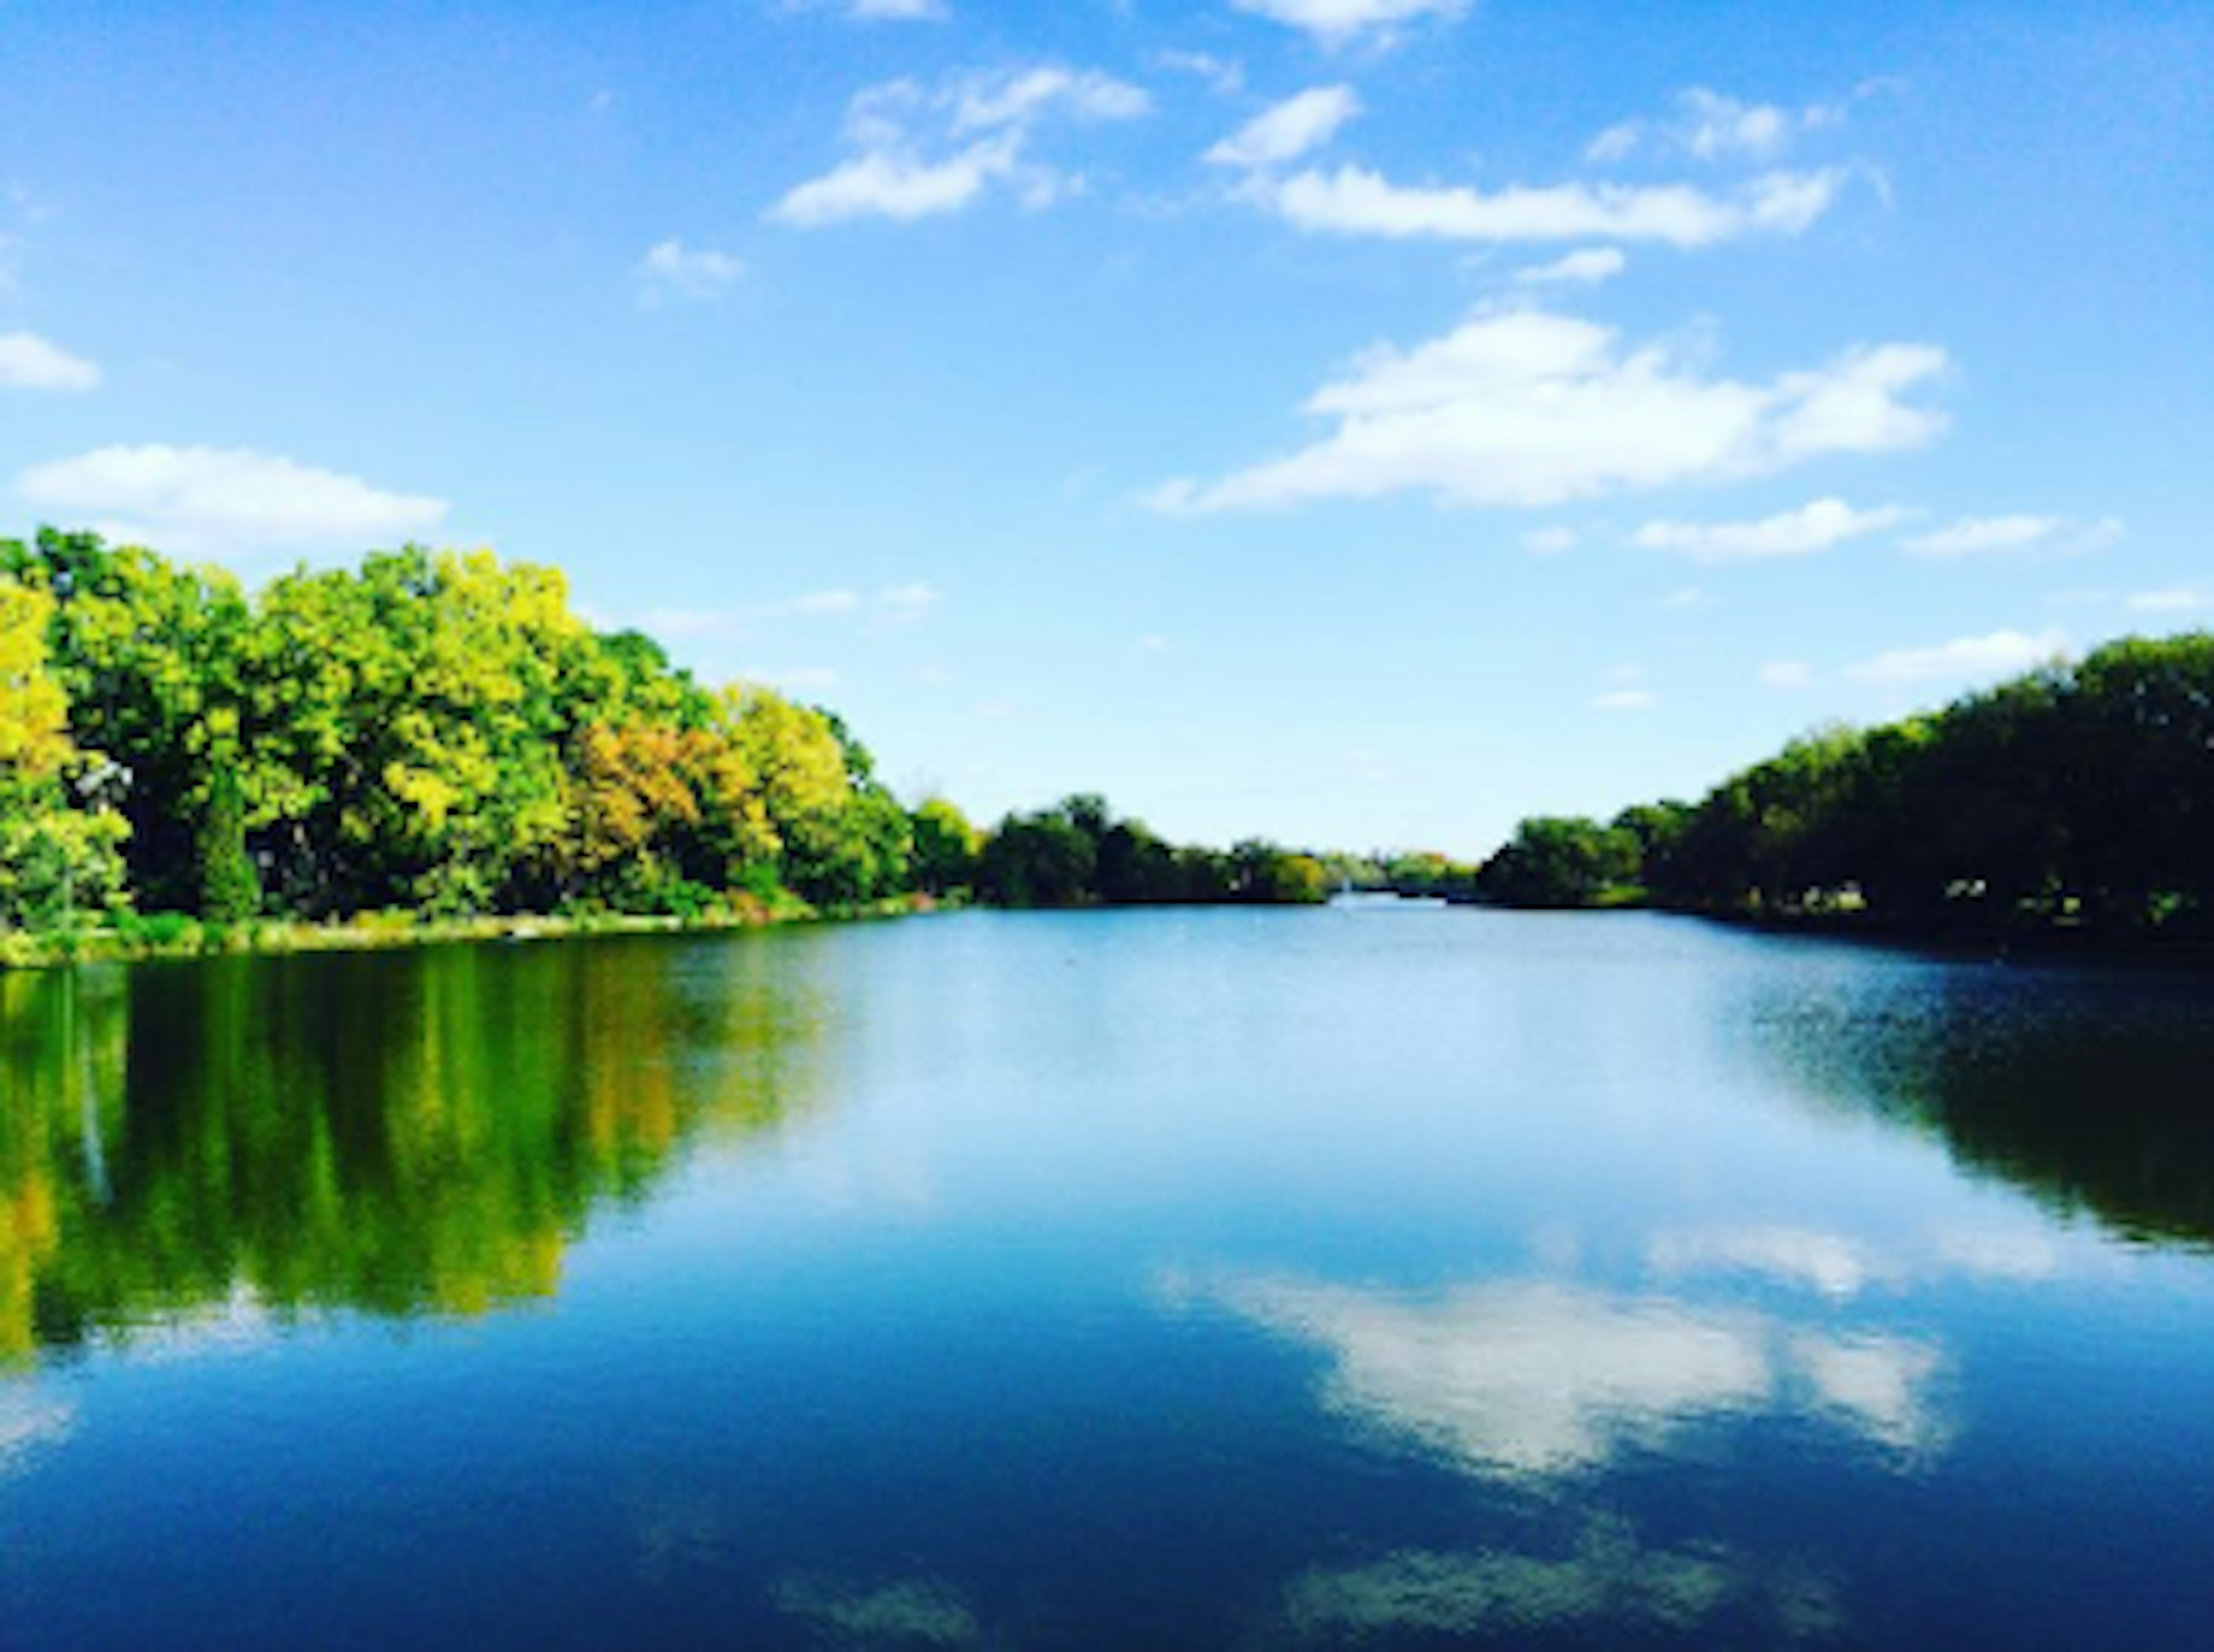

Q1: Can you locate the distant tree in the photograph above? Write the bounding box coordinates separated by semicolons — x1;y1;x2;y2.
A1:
1474;815;1639;908
909;797;980;896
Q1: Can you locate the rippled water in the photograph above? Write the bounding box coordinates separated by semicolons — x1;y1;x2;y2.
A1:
3;909;2212;1647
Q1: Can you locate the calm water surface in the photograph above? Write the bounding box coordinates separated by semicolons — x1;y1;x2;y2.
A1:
3;909;2213;1647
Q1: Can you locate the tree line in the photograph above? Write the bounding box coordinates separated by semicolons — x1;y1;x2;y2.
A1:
1474;633;2214;935
0;529;1327;939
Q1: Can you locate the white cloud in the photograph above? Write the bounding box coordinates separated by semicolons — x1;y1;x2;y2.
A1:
1846;628;2068;687
639;582;933;642
1591;86;1850;165
771;66;1147;226
1255;165;1846;246
0;330;100;392
950;66;1148;133
2127;586;2212;614
1902;514;2122;558
642;607;744;641
1592;688;1657;712
876;581;942;624
635;239;746;301
1231;0;1469;49
1206;85;1361;170
785;0;947;18
1513;247;1627;287
845;0;946;17
1760;660;1814;689
772;141;1018;225
1630;497;1911;563
1523;525;1577;555
1662;586;1709;611
16;445;447;560
1155;49;1245;96
1150;309;1947;514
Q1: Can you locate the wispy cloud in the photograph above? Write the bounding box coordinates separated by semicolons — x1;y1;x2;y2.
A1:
635;239;745;302
1760;659;1814;689
1589;86;1853;166
1591;666;1657;712
1154;49;1245;96
0;330;100;392
1846;627;2068;687
1513;247;1627;287
1902;514;2122;558
640;582;937;642
771;66;1148;226
1206;86;1361;170
784;0;948;20
16;445;446;560
1523;525;1577;556
876;581;943;625
2127;586;2211;615
1592;688;1657;712
1631;497;1912;563
1150;310;1947;513
1251;166;1846;247
1230;0;1469;50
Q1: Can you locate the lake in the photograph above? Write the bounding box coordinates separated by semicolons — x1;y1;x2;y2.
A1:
4;908;2213;1647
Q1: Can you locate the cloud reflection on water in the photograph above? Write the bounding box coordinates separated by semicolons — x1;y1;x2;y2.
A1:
1191;1272;1946;1479
1278;1518;1845;1644
0;1386;73;1479
1650;1221;2067;1299
771;1573;982;1648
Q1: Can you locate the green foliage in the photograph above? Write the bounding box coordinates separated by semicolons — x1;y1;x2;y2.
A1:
977;794;1330;909
195;755;261;922
3;529;1347;947
1474;815;1641;908
1484;632;2214;935
909;797;980;895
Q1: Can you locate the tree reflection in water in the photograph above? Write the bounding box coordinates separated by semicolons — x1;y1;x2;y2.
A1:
0;935;831;1364
1745;956;2214;1250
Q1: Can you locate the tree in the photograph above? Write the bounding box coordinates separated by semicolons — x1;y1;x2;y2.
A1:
909;797;980;896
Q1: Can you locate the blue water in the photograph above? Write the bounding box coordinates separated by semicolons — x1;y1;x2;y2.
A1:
3;909;2212;1646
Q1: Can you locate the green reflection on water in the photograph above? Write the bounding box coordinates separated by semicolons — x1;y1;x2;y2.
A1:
1754;963;2214;1250
1;936;830;1363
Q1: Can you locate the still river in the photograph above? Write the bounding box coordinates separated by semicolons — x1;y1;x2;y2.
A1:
3;907;2212;1647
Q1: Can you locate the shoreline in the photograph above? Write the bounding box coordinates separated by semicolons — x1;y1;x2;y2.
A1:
1463;894;2214;969
0;892;939;973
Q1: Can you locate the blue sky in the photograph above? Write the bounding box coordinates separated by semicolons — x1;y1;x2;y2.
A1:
2;1;2208;855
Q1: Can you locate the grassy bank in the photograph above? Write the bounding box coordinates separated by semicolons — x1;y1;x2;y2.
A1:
0;891;940;972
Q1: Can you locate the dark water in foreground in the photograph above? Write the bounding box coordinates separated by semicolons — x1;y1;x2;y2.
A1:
3;909;2213;1648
